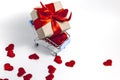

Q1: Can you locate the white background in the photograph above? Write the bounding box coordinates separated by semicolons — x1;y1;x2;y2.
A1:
0;0;120;80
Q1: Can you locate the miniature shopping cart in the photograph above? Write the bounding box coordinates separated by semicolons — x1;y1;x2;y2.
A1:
30;20;70;56
30;1;72;56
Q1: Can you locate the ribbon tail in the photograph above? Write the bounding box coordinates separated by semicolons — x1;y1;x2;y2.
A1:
40;2;46;8
53;12;72;22
66;12;72;21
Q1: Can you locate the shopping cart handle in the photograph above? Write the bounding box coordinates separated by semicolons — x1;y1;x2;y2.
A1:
29;20;34;25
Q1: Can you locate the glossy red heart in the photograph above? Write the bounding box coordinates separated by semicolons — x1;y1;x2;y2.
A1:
29;53;39;60
48;65;56;74
7;50;15;58
5;44;15;58
23;74;32;80
54;56;62;64
17;67;26;77
45;74;54;80
65;60;75;67
4;63;14;71
0;78;9;80
5;44;14;51
3;78;9;80
103;59;112;66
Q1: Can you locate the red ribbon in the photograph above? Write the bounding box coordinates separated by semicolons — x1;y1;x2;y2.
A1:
33;2;72;36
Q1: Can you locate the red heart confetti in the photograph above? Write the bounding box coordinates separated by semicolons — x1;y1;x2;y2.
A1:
103;59;112;66
17;67;26;77
4;63;14;71
65;60;75;67
23;74;32;80
5;44;14;51
2;43;77;79
4;79;9;80
45;74;54;80
28;53;39;60
7;50;15;58
5;44;15;58
0;78;9;80
48;65;56;74
54;55;62;64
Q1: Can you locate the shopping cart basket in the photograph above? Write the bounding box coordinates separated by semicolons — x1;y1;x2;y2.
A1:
30;20;70;56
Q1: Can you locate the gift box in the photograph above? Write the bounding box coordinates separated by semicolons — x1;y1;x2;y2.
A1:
31;1;72;39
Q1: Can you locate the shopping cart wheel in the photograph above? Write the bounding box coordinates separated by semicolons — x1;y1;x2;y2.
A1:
34;38;39;47
54;53;57;56
35;43;39;47
50;51;57;56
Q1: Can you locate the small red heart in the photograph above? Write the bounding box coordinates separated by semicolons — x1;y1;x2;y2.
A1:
4;78;9;80
7;50;15;58
0;78;9;80
65;60;75;67
54;56;62;64
5;44;15;58
45;74;54;80
29;53;39;60
23;74;32;80
17;67;26;77
103;59;112;66
5;44;14;51
4;63;14;71
48;65;56;74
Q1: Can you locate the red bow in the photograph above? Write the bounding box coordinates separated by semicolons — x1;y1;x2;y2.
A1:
33;2;72;36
